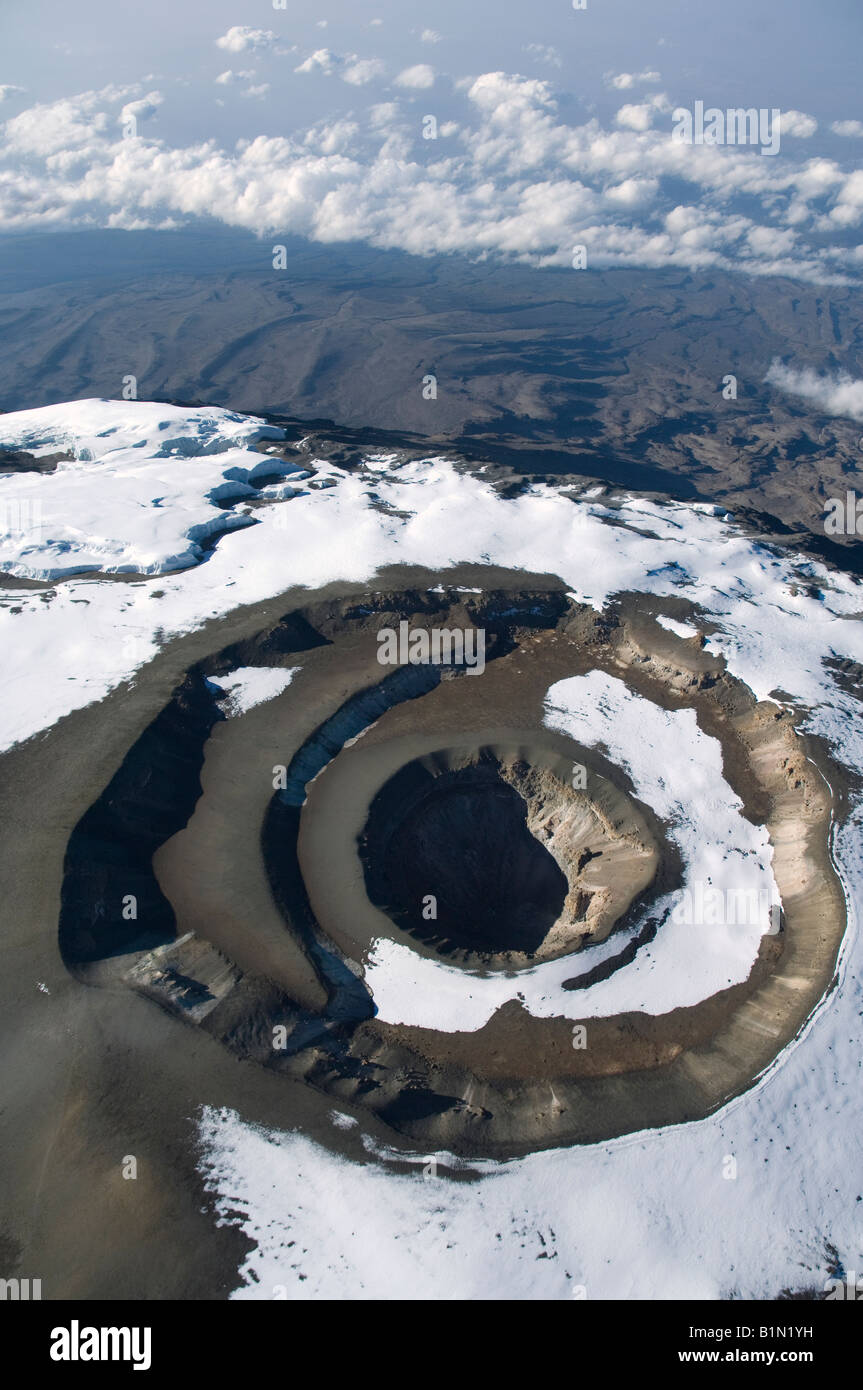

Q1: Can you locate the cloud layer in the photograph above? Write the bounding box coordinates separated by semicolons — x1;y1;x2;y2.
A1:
1;73;861;284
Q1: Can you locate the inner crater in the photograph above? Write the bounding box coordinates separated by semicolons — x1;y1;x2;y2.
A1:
358;749;663;963
371;764;568;952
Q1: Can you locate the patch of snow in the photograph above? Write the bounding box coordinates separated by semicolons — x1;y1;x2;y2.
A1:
0;399;287;578
207;666;296;717
655;613;700;640
329;1111;359;1131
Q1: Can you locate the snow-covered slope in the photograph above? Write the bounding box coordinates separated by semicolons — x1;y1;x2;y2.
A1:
2;399;863;754
0;399;298;577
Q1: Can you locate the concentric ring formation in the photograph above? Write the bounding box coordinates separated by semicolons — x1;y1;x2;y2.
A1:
58;577;846;1157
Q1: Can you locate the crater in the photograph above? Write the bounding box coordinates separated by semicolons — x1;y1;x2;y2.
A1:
357;748;662;964
362;759;569;955
52;575;848;1157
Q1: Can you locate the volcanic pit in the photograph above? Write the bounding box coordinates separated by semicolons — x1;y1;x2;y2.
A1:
356;745;663;965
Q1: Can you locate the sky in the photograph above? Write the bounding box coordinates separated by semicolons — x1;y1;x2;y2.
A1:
0;0;861;281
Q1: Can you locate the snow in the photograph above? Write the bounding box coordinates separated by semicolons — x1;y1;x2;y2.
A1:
2;402;863;760
0;398;289;578
207;666;296;716
0;398;285;466
655;613;700;639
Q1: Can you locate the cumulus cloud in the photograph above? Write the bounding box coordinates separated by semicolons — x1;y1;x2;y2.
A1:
119;93;162;126
746;225;796;256
820;168;863;229
0;85;26;102
779;109;818;138
368;102;399;130
295;48;338;76
765;362;863;420
214;69;267;100
421;29;441;44
604;177;659;207
614;92;669;131
0;75;860;286
342;58;386;86
615;103;655;132
215;69;255;86
832;119;863;138
394;64;435;89
215;26;276;54
303;118;359;155
2;88;115;156
295;49;385;85
606;70;661;90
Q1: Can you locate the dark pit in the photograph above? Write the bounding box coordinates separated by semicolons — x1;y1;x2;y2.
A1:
359;759;569;955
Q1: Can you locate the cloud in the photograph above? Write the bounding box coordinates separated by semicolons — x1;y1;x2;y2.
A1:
524;44;562;69
606;71;661;90
368;102;399;130
0;76;860;287
746;225;796;256
614;93;669;131
2;88;117;156
214;70;266;100
303;119;359;155
780;109;818;138
215;70;255;86
766;362;863;420
215;26;276;54
615;103;655;132
394;64;435;90
832;120;863;138
821;168;863;229
119;93;162;127
295;50;385;85
295;49;338;76
342;58;386;87
0;85;26;102
421;30;441;44
604;177;659;207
